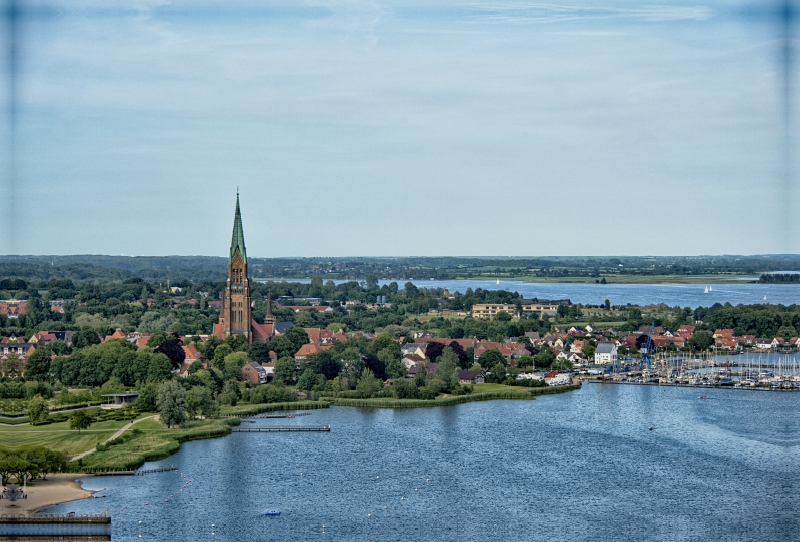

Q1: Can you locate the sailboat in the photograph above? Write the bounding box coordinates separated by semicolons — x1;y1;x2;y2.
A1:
709;286;712;292
704;286;709;293
496;279;500;285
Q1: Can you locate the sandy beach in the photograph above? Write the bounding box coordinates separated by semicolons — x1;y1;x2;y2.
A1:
1;474;95;516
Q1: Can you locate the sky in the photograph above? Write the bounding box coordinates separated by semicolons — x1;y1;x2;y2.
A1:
1;0;798;257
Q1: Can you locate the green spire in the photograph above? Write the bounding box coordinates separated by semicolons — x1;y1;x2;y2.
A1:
230;192;247;264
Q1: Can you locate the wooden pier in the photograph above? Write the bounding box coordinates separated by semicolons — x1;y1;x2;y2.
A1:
1;513;110;524
91;464;178;476
232;425;330;432
245;412;312;419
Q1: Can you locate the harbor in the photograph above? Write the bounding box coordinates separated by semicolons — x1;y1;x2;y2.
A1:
585;353;800;390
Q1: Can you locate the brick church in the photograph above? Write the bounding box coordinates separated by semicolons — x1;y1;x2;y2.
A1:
212;194;274;343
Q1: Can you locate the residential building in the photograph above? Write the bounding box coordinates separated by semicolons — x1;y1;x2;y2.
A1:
594;342;618;365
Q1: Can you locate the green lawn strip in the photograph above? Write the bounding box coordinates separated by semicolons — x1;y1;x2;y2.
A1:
330;384;579;408
219;400;330;418
0;414;154;456
71;418;239;472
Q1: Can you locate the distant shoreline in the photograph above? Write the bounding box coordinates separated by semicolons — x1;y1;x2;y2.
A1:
255;276;762;285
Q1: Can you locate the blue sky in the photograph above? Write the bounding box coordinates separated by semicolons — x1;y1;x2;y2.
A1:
2;0;797;256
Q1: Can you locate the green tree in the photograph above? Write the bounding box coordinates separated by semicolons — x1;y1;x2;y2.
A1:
355;368;383;398
24;348;52;382
72;329;100;349
273;356;297;385
69;410;92;433
495;311;512;322
581;343;596;359
285;326;310;352
478;349;505;369
147;331;169;348
212;344;234;367
134;382;159;412
488;362;507;383
27;395;48;425
435;347;460;391
156;380;187;428
689;330;713;351
223;352;249;381
267;336;296;360
186;386;216;419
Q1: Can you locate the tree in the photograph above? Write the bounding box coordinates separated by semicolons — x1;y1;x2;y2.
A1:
273;356;296;385
212;344;234;367
689;331;713;351
604;299;611;310
495;311;512;322
186;386;216;419
69;410;92;433
581;343;596;359
285;326;310;352
267;336;296;360
134;382;159;412
435;348;460;391
24;349;52;382
156;380;187;428
28;395;48;425
478;349;505;369
147;331;169;348
356;368;383;398
72;329;100;349
488;362;507;383
249;342;272;364
154;339;186;370
147;353;173;382
223;352;249;381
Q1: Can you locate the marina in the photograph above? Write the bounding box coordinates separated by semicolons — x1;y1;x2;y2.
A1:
587;353;800;390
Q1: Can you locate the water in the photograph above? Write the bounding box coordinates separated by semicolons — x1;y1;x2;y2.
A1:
265;279;800;308
43;385;799;541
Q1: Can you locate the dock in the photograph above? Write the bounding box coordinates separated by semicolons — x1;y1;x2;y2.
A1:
232;425;330;432
90;465;178;476
245;412;312;419
1;513;110;524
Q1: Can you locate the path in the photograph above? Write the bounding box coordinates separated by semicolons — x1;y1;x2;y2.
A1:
69;415;158;463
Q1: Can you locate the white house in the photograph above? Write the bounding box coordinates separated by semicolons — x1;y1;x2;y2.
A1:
594;342;618;365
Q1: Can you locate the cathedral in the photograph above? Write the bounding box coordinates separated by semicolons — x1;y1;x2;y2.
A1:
212;194;274;343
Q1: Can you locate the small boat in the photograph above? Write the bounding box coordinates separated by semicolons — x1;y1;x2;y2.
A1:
698;395;707;400
496;279;500;285
264;510;281;516
704;286;709;293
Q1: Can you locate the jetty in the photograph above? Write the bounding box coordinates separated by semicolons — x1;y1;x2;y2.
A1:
90;465;178;476
2;513;110;524
232;425;330;432
245;412;312;419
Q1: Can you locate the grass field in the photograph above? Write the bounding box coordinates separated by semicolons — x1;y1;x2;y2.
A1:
73;418;237;472
0;418;143;456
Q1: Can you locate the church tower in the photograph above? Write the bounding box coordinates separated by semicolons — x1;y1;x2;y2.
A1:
218;193;252;341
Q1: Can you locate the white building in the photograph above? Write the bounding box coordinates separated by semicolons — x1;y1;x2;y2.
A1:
594;342;618;365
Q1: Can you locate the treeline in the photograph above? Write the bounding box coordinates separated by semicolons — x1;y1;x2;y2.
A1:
3;254;800;283
0;274;549;340
759;274;800;283
0;446;68;482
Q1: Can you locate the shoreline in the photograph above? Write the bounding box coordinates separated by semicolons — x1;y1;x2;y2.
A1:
1;473;95;517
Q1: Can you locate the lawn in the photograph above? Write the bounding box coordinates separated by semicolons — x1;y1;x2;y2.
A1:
0;414;155;456
74;418;236;472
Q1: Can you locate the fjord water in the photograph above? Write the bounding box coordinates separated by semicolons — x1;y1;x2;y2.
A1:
386;280;800;309
45;385;798;541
